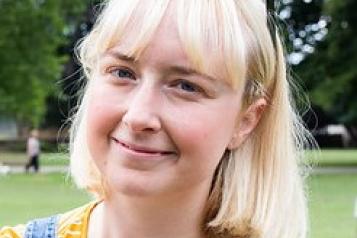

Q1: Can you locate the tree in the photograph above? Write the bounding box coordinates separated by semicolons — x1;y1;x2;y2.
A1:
42;0;101;129
268;0;328;130
0;0;86;127
267;0;324;65
295;0;357;143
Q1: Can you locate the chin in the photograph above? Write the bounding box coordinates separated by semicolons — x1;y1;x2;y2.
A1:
111;182;152;197
104;168;171;198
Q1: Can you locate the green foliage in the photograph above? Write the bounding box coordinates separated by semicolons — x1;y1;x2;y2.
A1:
279;0;324;56
0;0;87;127
295;0;357;125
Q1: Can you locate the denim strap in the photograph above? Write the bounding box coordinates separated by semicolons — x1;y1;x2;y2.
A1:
24;215;58;238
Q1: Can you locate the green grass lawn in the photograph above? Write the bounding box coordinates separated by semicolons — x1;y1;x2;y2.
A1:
305;149;357;167
2;149;357;167
0;172;356;238
308;174;357;238
0;149;356;168
0;152;69;166
0;173;91;226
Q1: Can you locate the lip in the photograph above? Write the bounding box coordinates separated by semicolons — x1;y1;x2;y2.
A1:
111;137;176;157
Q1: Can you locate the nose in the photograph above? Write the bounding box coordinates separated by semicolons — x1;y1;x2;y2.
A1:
121;83;162;133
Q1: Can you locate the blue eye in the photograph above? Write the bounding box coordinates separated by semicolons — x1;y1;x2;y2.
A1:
177;81;200;93
111;68;135;80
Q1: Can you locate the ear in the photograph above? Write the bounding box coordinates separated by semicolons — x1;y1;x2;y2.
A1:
227;98;267;149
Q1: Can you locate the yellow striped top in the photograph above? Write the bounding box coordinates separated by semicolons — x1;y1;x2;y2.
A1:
0;201;98;238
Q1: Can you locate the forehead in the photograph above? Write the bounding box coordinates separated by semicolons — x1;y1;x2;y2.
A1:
96;0;248;88
117;2;184;62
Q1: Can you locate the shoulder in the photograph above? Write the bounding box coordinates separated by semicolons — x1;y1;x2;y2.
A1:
57;201;99;238
0;224;25;238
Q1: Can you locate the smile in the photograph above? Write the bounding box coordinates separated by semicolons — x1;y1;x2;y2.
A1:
111;137;175;157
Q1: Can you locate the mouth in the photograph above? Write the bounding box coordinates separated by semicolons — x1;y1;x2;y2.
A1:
111;137;175;156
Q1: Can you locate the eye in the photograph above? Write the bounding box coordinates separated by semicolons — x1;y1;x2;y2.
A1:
175;80;202;93
109;67;135;80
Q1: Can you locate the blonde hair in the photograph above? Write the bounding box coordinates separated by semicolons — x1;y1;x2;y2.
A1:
70;0;311;237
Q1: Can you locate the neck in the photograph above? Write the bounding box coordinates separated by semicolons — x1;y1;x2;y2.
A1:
89;185;211;238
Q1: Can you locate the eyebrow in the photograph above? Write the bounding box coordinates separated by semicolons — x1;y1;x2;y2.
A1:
105;50;136;62
166;65;217;82
104;50;217;82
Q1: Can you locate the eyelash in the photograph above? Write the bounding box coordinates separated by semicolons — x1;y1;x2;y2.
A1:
171;80;204;94
106;66;206;96
108;67;136;81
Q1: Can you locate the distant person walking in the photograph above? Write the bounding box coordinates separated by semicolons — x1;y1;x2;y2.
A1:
25;129;40;173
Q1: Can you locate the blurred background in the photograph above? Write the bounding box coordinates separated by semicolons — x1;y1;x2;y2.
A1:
0;0;356;237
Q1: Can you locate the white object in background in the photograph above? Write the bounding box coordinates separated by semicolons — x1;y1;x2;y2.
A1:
0;164;10;175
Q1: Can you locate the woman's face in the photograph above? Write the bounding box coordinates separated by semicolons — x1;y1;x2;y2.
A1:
86;9;243;198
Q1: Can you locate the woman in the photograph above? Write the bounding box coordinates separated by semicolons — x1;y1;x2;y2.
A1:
0;0;311;237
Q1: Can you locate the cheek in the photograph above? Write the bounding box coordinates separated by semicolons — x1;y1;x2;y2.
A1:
167;103;238;168
87;99;119;136
86;85;123;160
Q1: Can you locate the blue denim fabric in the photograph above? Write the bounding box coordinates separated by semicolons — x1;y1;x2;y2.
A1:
24;215;58;238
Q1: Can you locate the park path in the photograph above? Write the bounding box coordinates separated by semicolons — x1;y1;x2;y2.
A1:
4;165;68;174
3;165;357;175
